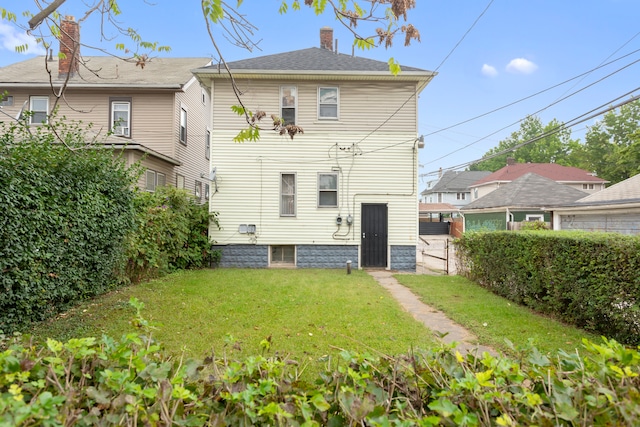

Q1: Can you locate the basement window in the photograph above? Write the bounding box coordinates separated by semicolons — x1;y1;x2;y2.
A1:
271;245;295;267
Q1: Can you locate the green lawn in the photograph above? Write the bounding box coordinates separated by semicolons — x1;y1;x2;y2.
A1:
394;274;600;355
28;269;437;367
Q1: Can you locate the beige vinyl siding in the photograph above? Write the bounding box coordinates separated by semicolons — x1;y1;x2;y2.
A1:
211;79;418;133
174;79;211;199
208;130;418;247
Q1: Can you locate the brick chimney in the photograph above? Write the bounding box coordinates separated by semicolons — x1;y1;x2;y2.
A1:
320;27;333;51
59;16;79;78
506;157;516;166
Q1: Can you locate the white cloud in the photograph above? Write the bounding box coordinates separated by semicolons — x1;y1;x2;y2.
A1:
506;58;538;74
0;21;46;55
481;64;498;77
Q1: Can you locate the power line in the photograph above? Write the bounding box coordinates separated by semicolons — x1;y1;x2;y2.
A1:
421;89;640;176
433;0;494;73
422;56;640;166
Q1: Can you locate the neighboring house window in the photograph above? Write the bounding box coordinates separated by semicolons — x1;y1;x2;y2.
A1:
110;99;131;137
280;173;296;216
180;107;187;144
0;95;13;106
318;172;338;207
176;174;185;189
526;214;544;222
29;96;48;124
438;193;442;203
205;183;210;200
280;86;296;125
195;180;202;200
271;245;295;266
318;87;338;119
146;170;165;192
473;188;479;199
205;130;210;160
456;193;466;200
583;183;594;190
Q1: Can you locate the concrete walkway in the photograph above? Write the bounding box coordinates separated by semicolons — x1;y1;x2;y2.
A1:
368;270;497;356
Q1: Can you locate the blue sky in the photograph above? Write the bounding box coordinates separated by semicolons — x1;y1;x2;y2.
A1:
2;1;639;183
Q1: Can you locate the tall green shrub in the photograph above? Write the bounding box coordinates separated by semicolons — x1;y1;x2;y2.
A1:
0;118;139;334
456;231;640;344
122;186;219;284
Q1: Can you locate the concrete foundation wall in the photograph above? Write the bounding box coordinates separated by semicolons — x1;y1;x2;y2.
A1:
296;245;358;269
391;245;416;272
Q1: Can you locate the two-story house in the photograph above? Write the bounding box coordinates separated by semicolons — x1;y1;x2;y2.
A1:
421;170;491;208
0;17;212;202
193;28;435;271
469;160;608;201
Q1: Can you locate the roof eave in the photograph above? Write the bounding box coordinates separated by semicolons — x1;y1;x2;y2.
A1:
2;83;184;90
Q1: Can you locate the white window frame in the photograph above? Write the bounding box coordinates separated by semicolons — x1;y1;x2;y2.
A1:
318;172;338;208
318;86;339;120
280;86;297;125
280;173;296;217
0;95;13;106
195;180;202;200
111;100;131;137
176;174;185;189
180;106;187;144
205;183;210;200
457;192;466;200
145;170;165;192
525;214;544;222
29;96;49;124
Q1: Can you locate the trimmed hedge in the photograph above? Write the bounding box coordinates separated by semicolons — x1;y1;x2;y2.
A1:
0;120;138;334
1;300;640;426
455;231;640;344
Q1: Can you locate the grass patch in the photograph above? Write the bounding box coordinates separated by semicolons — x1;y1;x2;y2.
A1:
28;269;436;369
394;274;600;355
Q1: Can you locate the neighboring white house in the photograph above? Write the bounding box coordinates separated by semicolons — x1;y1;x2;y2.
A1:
553;173;640;235
192;28;435;270
421;170;491;208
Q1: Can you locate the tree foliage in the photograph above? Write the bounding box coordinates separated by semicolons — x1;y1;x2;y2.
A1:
470;116;581;172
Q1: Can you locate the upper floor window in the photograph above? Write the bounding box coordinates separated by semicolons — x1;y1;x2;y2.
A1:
318;173;338;207
205;129;210;160
195;180;202;201
0;95;13;106
280;86;296;125
280;173;296;217
110;99;131;137
583;183;594;190
456;192;466;200
145;170;165;192
180;107;187;144
318;87;338;120
29;96;48;124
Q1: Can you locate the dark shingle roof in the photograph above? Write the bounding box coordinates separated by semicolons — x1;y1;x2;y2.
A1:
202;47;429;73
471;163;607;186
422;170;491;195
462;173;589;210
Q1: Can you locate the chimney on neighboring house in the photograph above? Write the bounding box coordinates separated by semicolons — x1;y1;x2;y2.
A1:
320;27;333;51
59;16;80;78
506;157;516;166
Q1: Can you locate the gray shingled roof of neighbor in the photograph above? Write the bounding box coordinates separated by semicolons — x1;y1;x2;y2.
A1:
462;173;590;211
192;47;436;90
0;56;212;88
570;173;640;206
422;170;492;195
471;163;608;186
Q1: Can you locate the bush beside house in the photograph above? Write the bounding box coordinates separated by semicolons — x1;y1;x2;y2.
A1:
455;230;640;344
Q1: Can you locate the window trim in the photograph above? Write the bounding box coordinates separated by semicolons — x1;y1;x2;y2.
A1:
525;214;544;222
109;97;132;138
280;172;296;217
0;95;13;107
145;170;165;192
318;172;338;208
179;106;187;144
318;86;339;120
270;245;296;267
176;174;185;189
456;192;466;200
280;85;297;125
195;180;202;200
29;95;49;124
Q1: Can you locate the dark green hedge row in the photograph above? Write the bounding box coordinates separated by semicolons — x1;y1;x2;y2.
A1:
2;301;639;426
455;231;640;344
0;121;138;334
